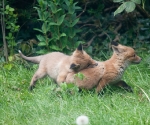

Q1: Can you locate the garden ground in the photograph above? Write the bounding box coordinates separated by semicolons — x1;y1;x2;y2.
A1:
0;52;150;125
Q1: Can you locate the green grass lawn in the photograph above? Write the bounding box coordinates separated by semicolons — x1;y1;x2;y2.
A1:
0;54;150;125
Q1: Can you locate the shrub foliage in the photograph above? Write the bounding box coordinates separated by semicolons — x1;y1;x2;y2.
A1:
0;0;150;61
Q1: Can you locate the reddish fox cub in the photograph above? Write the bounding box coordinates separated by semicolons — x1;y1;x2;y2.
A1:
19;44;97;90
66;41;142;93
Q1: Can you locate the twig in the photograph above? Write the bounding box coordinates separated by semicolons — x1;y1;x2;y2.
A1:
114;23;122;34
83;35;97;48
97;31;111;42
82;30;90;38
136;5;150;18
113;34;120;42
77;16;94;24
83;31;112;48
77;2;90;18
104;6;118;12
98;32;105;37
112;23;122;42
79;24;97;29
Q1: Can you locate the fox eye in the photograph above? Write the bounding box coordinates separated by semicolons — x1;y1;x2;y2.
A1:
133;54;136;57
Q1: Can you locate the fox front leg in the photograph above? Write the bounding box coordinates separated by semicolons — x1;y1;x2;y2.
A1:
57;72;67;85
114;80;133;92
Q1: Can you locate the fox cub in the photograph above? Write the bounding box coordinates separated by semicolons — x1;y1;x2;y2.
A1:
66;41;142;93
19;44;97;90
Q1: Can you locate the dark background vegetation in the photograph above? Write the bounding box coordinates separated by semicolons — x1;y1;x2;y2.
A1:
0;0;150;63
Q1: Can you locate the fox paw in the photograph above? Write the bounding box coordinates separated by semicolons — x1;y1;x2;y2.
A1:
29;85;35;91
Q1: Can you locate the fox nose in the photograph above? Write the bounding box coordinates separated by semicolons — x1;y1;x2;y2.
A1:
136;57;142;64
139;58;142;62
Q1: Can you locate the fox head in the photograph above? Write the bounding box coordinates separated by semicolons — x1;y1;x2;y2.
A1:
70;44;97;72
111;41;142;64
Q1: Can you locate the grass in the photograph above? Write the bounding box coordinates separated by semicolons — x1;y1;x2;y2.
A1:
0;53;150;125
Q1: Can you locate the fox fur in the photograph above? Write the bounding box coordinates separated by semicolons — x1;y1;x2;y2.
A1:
19;44;97;90
66;41;142;93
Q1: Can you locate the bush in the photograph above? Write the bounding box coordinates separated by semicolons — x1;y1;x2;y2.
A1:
34;0;81;54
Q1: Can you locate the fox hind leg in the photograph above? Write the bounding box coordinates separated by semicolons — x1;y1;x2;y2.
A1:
29;68;46;91
96;79;108;94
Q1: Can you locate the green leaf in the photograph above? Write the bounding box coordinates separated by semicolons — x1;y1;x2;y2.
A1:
43;11;50;21
9;8;14;12
57;15;65;25
75;6;81;10
38;42;47;46
4;63;13;70
60;37;68;48
55;8;62;13
60;83;68;90
74;72;85;80
6;5;9;10
42;23;49;33
66;83;76;89
34;28;43;33
4;11;8;14
131;0;141;4
55;0;61;5
60;33;66;37
68;6;75;14
50;45;62;51
36;49;47;54
64;0;70;6
113;0;123;3
125;2;136;13
49;22;59;26
114;3;126;16
70;18;79;27
36;35;46;42
69;29;76;38
8;56;13;61
49;2;57;13
8;33;12;37
37;10;42;20
53;33;59;40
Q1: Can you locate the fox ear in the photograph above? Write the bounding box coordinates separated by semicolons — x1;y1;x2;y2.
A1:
111;41;120;53
111;41;119;46
111;43;125;53
77;43;83;51
112;46;120;53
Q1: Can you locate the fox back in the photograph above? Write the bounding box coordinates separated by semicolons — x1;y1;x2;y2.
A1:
66;41;142;93
19;44;97;90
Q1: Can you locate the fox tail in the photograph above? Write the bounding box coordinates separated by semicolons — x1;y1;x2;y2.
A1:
18;50;43;64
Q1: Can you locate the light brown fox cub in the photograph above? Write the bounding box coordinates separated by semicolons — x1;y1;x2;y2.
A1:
19;44;97;90
66;41;142;93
